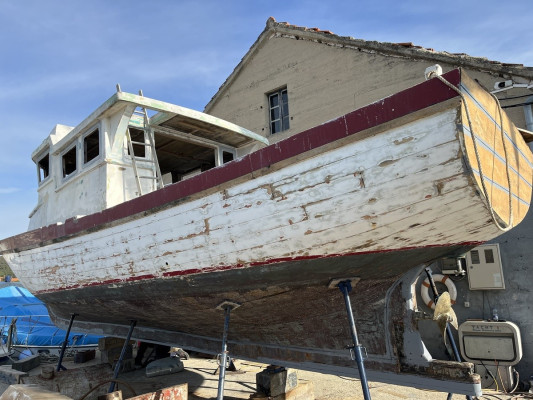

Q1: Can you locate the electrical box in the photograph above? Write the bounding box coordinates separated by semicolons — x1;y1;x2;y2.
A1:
459;320;522;390
466;244;505;290
458;320;522;365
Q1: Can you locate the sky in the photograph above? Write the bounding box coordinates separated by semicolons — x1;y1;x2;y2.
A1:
1;0;533;240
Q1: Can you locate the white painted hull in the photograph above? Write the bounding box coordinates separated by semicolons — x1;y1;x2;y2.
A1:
6;108;495;294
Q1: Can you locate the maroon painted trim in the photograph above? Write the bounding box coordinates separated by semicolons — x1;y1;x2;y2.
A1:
33;238;481;295
1;69;462;252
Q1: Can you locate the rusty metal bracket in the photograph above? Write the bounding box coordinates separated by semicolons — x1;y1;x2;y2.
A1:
327;277;360;289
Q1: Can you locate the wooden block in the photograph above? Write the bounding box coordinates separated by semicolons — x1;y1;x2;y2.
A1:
126;383;188;400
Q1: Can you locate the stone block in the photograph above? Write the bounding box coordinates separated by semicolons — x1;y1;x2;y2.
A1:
101;344;132;364
11;354;41;372
74;349;96;363
98;337;134;351
274;382;314;400
112;357;135;374
0;365;28;384
251;382;314;400
145;357;184;378
256;367;298;397
0;384;74;400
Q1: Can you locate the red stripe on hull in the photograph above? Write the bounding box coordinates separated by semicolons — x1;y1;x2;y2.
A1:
33;238;481;295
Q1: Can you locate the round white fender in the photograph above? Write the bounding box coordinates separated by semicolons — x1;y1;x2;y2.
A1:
421;274;457;309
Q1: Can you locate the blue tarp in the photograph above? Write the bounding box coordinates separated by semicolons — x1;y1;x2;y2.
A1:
0;284;101;347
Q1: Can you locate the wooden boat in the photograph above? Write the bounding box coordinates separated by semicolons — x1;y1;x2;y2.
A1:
1;69;532;395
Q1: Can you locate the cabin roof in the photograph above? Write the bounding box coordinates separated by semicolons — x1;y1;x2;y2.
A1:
32;91;269;160
205;17;533;112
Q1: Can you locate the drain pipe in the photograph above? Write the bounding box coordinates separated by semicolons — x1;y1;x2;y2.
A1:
524;97;533;151
524;97;533;129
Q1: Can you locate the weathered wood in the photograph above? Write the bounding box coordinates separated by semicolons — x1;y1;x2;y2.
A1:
126;383;187;400
459;72;532;225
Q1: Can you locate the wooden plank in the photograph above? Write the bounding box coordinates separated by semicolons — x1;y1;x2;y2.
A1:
459;71;533;226
126;383;187;400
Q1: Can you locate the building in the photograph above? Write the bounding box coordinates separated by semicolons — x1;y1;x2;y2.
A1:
205;17;533;385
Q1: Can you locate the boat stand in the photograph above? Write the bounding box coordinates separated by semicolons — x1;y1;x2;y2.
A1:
330;278;372;400
424;268;472;400
108;320;137;393
56;313;78;372
215;301;240;400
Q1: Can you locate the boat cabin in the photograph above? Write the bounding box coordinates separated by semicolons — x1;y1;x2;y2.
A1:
29;91;268;230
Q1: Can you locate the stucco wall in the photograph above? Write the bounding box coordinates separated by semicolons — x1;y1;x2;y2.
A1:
206;33;528;142
205;32;533;380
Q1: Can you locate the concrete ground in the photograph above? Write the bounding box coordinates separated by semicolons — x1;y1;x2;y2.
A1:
2;354;531;400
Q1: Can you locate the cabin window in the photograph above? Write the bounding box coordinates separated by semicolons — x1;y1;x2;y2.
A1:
62;145;77;178
268;87;290;134
37;153;50;183
222;151;234;164
127;128;146;158
83;129;100;164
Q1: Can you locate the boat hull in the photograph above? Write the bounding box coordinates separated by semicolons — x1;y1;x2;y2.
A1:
2;69;532;395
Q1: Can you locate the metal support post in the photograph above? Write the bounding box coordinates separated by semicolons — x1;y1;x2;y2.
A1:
56;313;78;372
217;305;232;400
216;301;239;400
108;320;137;393
424;267;472;400
338;280;372;400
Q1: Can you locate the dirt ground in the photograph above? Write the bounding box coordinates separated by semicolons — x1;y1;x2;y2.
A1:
3;354;531;400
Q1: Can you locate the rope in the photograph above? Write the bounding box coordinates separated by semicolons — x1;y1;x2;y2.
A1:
435;74;514;232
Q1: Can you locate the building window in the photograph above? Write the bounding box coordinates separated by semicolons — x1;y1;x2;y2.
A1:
84;128;100;164
37;153;50;183
268;88;289;134
62;145;77;178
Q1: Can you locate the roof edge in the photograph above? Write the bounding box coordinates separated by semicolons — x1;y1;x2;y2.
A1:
204;17;533;113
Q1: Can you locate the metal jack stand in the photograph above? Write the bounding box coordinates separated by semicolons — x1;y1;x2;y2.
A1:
108;320;137;393
215;301;240;400
56;313;78;372
424;268;472;400
330;278;372;400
